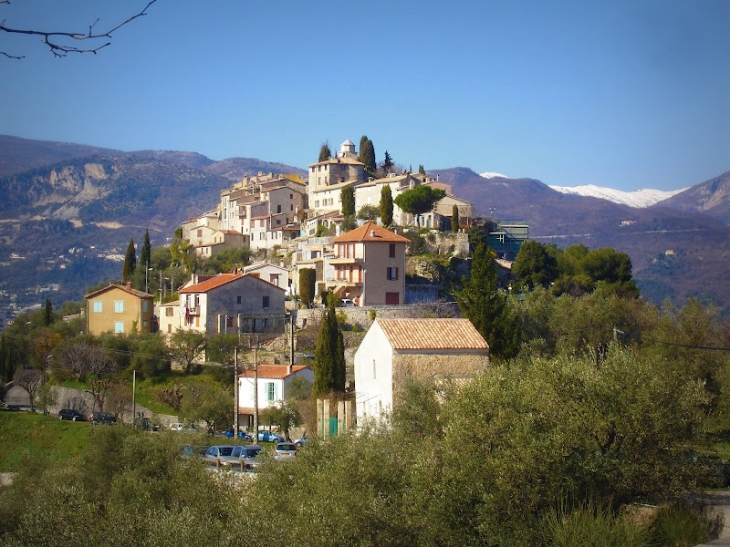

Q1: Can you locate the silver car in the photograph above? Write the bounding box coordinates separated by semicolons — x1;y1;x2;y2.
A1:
202;445;236;467
274;442;298;461
219;444;263;471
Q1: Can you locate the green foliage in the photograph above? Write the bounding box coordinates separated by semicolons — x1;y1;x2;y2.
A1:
342;214;357;232
418;164;426;175
394;184;446;227
358;135;376;174
457;242;520;359
122;237;136;282
391;377;443;438
382;150;394;174
43;297;53;326
180;381;232;431
340;184;355;217
318;141;332;162
196;247;251;275
404;230;427;256
648;502;716;546
168;330;207;373
379;184;393;226
356;204;379;221
298;268;316;308
513;239;560;290
540;503;649;547
140;227;152;269
260;400;302;439
206;333;241;368
451;204;459;232
313;303;346;397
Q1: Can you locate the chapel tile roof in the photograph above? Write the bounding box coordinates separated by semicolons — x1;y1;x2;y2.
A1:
376;318;489;350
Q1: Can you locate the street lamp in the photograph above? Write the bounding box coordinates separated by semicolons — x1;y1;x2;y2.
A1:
145;265;153;294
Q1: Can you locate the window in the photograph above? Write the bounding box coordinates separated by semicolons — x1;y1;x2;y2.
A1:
389;243;396;258
226;317;233;327
93;301;102;313
143;320;148;328
267;382;276;402
142;301;149;313
114;301;124;313
236;296;242;304
197;229;202;237
387;267;399;281
276;204;281;213
262;296;269;309
166;307;174;317
114;322;124;334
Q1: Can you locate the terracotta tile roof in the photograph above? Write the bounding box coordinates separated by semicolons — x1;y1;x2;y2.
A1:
375;318;489;350
179;273;243;293
332;221;410;244
239;364;310;380
85;283;154;300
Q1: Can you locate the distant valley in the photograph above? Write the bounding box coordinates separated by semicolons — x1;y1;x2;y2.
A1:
0;134;729;326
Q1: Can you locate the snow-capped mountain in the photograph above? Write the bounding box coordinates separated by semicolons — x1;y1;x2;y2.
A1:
548;184;688;208
479;171;509;179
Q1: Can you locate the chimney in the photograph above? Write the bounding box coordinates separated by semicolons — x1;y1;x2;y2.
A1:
126;281;132;289
370;230;376;238
287;364;292;375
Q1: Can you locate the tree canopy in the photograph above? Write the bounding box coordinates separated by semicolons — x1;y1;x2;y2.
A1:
393;185;446;227
379;185;393;227
313;301;346;397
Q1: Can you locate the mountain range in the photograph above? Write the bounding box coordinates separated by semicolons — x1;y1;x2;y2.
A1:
0;134;729;324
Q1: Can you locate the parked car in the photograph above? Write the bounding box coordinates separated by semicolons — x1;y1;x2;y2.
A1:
274;442;298;460
181;444;209;458
202;445;236;466
58;408;85;421
219;444;263;471
89;412;116;425
136;417;160;431
294;433;309;448
170;423;199;432
257;430;284;443
238;430;253;441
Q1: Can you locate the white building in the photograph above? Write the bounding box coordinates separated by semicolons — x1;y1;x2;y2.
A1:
238;364;314;427
354;318;489;425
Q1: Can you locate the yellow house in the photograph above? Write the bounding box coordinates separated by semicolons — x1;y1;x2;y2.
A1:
85;282;155;335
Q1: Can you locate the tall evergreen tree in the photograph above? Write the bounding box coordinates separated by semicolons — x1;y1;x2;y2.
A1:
380;184;394;226
43;298;53;326
382;150;394;174
358;135;376;174
418;164;426;175
123;238;137;282
341;184;355;217
318;142;332;162
456;243;519;359
140;228;152;269
313;301;346;397
451;204;460;233
298;268;316;308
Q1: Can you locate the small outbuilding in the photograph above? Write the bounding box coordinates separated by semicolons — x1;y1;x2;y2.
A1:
353;318;489;425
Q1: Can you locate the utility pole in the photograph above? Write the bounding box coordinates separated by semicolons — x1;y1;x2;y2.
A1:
234;347;239;433
253;338;259;438
290;312;295;367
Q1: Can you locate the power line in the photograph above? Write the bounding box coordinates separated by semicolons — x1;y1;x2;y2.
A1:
614;328;730;352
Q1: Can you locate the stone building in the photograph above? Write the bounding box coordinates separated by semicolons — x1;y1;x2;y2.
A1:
353;318;489;424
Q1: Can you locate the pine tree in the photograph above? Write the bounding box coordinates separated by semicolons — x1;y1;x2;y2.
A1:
123;238;137;282
382;150;394;174
318;142;332;162
380;184;393;227
341;184;355;218
313;302;346;397
451;204;460;233
140;228;151;269
456;243;519;359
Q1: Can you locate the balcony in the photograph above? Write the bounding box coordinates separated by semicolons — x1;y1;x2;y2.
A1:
186;306;200;316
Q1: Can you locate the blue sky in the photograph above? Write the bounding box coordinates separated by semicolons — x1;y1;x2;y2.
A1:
1;0;728;191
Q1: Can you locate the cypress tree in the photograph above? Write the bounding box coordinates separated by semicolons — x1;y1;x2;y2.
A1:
451;204;460;232
382;150;394;174
380;184;393;227
140;228;152;269
123;238;137;282
418;164;426;175
341;184;355;217
298;268;316;308
43;298;53;326
313;302;346;397
358;135;376;174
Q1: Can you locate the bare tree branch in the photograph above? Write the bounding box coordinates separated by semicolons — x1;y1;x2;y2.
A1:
0;0;157;59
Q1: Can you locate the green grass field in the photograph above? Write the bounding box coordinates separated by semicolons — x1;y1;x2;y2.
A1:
0;410;92;472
